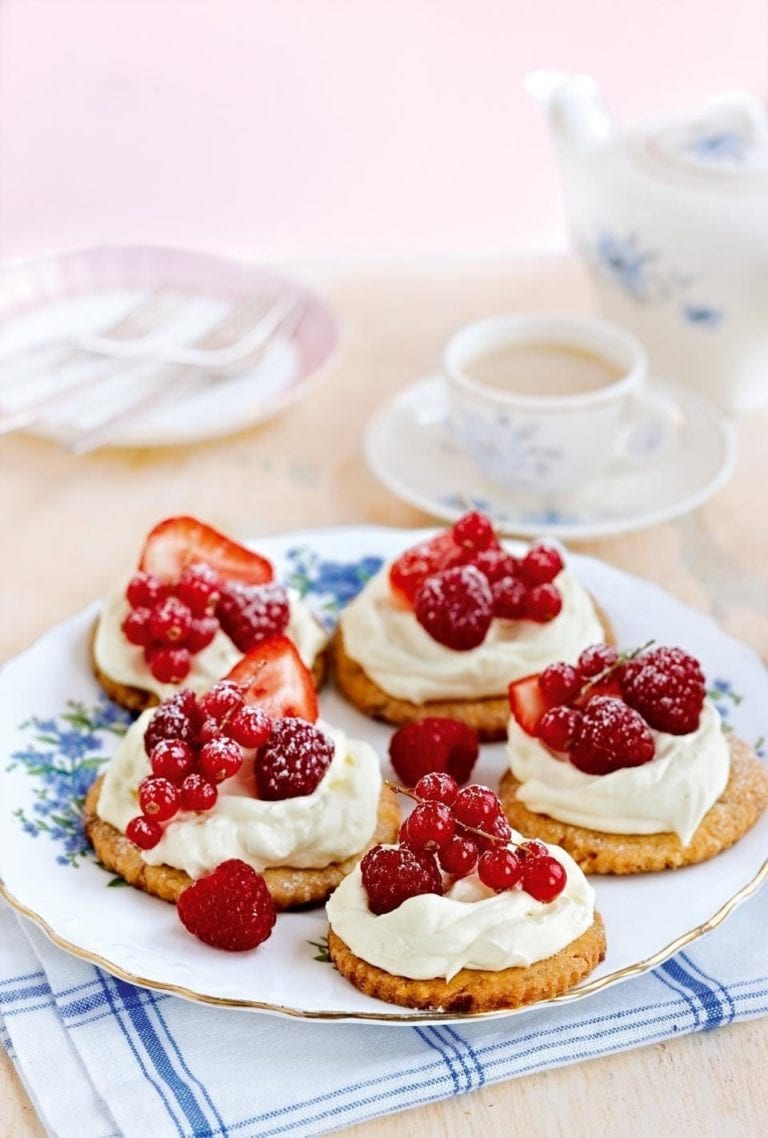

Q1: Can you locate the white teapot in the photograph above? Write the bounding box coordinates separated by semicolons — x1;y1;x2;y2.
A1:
529;72;768;412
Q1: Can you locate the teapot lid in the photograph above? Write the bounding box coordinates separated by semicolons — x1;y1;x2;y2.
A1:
627;93;768;191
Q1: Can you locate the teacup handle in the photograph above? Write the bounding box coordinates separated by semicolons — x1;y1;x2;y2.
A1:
613;389;682;465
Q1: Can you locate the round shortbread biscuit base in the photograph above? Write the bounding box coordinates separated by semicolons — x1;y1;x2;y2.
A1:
84;776;400;910
499;737;768;874
327;914;606;1014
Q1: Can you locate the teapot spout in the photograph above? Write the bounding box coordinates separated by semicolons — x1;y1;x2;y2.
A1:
526;71;614;149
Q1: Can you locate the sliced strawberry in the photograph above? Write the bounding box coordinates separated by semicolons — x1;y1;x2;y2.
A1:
225;635;318;723
139;516;273;586
507;673;548;737
389;531;467;606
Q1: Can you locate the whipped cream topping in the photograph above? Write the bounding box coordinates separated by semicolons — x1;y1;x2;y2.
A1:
339;564;605;702
94;579;328;699
97;714;382;877
506;700;730;846
326;839;595;982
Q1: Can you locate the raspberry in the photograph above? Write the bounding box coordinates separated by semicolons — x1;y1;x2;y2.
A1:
491;576;528;620
199;681;244;722
569;695;655;775
413;771;458;805
226;705;271;748
138;776;181;820
578;643;618;678
121;607;153;646
539;663;582;705
180;772;218;812
360;845;443;915
185;616;219;654
451;511;497;552
414;564;493;651
150;739;195;782
519;544;564;586
146;645;192;684
255;718;334;800
126;571;167;610
452;784;500;829
144;691;199;754
438;835;478;877
148;596;193;645
621;646;706;735
522;855;567;902
478;848;523;892
217;582;290;653
175;563;222;617
126;815;163;849
538;706;581;753
388;718;479;787
199;738;243;783
522;583;562;623
474;549;520;584
404;802;456;850
177;859;276;951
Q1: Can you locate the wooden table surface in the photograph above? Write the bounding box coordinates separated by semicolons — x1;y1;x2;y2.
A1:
1;258;767;1137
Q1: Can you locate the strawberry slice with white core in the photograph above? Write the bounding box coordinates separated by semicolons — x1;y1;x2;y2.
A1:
225;635;318;723
507;673;548;737
139;517;273;586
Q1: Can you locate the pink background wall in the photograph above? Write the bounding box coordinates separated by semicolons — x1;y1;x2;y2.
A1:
1;0;766;264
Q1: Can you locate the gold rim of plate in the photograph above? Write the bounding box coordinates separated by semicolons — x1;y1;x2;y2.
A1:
2;855;767;1024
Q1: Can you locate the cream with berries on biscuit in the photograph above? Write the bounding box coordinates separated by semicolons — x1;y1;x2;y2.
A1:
96;638;382;879
505;644;731;846
338;513;606;704
326;778;603;1004
93;516;327;703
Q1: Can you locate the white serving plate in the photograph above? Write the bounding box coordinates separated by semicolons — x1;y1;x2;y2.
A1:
0;527;765;1024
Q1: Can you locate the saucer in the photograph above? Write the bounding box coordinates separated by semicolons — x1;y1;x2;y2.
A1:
365;376;737;540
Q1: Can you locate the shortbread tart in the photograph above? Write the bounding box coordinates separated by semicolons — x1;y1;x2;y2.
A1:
502;643;768;873
325;782;605;1013
87;638;398;910
333;512;614;742
93;515;328;712
500;738;768;874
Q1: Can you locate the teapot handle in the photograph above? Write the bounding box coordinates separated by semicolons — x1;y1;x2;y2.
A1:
525;71;614;148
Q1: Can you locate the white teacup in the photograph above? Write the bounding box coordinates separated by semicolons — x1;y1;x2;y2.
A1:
443;313;677;497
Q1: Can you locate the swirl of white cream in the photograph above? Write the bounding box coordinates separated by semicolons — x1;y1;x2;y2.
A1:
94;579;328;699
326;842;595;981
339;565;605;702
506;700;730;845
97;714;382;877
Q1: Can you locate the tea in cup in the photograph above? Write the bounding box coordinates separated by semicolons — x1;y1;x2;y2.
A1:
443;313;676;496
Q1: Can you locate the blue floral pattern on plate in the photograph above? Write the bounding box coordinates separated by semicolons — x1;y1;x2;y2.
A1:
8;696;131;866
283;547;383;628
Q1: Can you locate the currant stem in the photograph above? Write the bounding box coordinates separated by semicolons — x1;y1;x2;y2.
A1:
384;780;521;849
577;638;655;702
